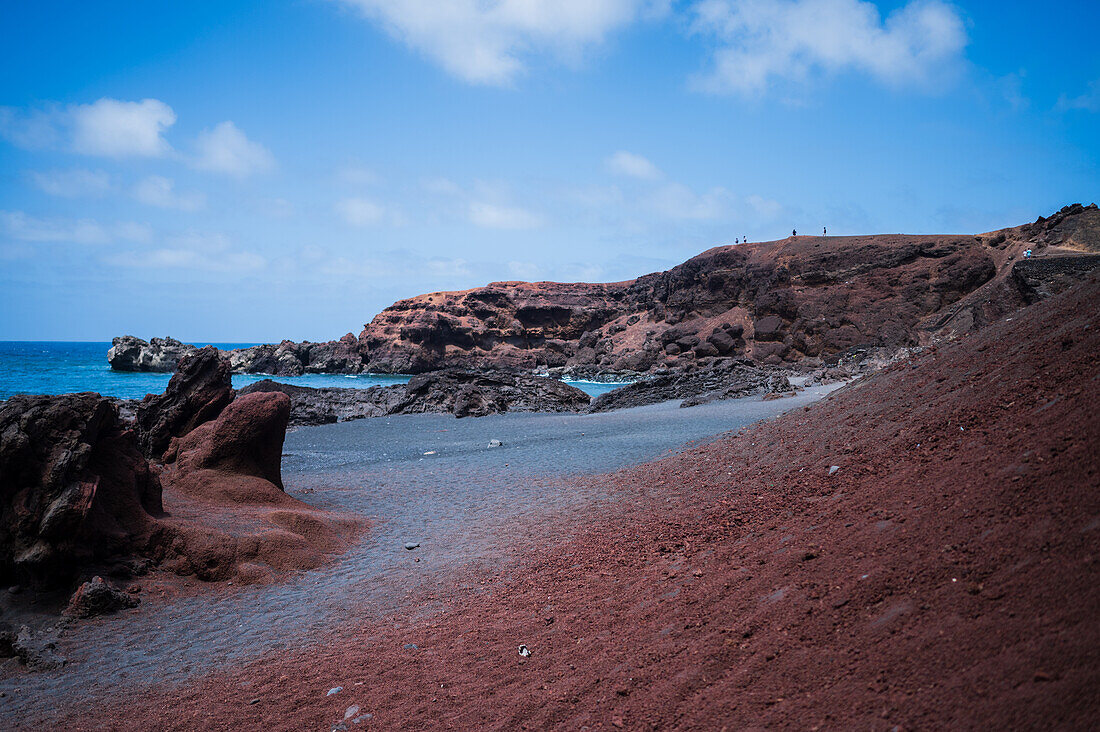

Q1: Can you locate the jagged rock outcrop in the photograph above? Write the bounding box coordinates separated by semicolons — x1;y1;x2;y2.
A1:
134;346;233;460
587;360;783;412
109;334;366;376
107;336;197;372
0;393;162;587
392;369;591;418
227;333;364;376
240;369;591;426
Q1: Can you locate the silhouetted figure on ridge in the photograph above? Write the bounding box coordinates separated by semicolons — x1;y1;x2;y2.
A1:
792;229;797;237
823;226;827;236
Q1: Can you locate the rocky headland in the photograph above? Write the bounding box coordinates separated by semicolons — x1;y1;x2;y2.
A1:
109;204;1099;378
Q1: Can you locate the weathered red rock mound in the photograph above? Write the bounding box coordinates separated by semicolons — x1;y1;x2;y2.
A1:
156;390;359;583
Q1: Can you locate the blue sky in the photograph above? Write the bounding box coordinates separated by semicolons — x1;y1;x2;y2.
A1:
1;0;1097;342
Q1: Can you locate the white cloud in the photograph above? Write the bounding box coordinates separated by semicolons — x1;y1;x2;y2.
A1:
690;0;967;95
1;98;176;156
336;197;387;226
338;166;381;186
0;106;65;149
29;168;113;198
507;260;544;280
105;230;266;272
71;98;176;156
425;257;472;278
132;175;206;211
0;210;151;245
468;201;543;229
192;121;275;176
746;193;782;218
648;183;735;220
605;150;662;180
109;248;266;272
334;0;663;85
422;177;462;195
260;197;295;219
1056;79;1100;113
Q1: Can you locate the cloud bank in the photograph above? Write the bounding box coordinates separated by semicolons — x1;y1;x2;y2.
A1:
333;0;664;85
690;0;967;94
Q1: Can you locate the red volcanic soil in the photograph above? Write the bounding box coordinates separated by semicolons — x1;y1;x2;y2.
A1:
79;277;1099;730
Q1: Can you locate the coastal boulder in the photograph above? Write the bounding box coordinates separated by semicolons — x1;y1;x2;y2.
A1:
107;336;198;373
135;346;233;460
63;575;139;618
169;391;291;491
0;393;162;587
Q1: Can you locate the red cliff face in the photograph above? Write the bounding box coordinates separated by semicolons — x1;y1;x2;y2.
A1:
357;205;1099;374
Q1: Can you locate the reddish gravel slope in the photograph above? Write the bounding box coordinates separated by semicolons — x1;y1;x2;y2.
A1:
85;276;1100;730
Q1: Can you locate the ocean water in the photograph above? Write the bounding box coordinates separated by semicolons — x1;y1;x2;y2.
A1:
0;342;624;400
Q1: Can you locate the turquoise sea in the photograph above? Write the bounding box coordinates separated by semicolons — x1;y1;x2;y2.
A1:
0;342;624;401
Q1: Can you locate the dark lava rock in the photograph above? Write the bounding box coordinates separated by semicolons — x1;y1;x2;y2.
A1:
589;360;774;412
107;336;198;372
0;393;162;587
168;392;291;490
393;369;590;418
238;379;405;426
228;334;366;376
109;334;367;377
135;346;234;460
240;370;589;426
63;575;139;618
0;623;66;669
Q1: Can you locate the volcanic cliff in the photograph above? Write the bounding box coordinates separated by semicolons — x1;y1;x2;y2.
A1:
356;203;1100;373
109;204;1100;376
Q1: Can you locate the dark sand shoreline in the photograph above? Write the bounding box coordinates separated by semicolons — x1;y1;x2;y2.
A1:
0;387;839;724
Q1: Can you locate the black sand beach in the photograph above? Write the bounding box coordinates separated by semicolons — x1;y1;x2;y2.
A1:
0;386;838;722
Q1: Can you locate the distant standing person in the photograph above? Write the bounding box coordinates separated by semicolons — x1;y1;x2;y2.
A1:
792;228;797;237
823;226;827;236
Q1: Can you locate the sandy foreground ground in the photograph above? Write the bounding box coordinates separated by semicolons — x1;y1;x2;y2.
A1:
1;383;839;728
4;279;1099;730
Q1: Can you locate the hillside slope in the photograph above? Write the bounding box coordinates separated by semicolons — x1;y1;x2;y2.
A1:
90;272;1100;730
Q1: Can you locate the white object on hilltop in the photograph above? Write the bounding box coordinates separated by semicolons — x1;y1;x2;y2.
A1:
518;644;532;657
828;465;840;476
